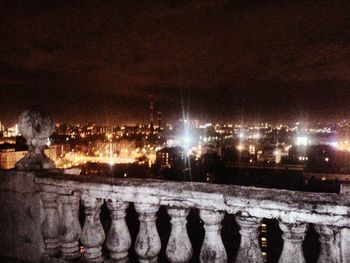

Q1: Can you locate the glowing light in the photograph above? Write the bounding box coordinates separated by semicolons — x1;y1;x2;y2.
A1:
330;142;338;148
298;156;308;161
248;145;255;154
284;145;292;151
183;136;191;145
274;149;282;163
236;144;244;151
295;136;309;146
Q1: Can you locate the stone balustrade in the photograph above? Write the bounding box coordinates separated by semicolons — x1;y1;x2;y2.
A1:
0;111;346;262
33;171;350;263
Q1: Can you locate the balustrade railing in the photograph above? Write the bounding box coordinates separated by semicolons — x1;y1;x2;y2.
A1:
35;172;350;263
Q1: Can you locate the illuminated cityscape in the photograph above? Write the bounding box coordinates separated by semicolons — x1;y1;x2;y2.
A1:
1;100;350;262
1;1;350;263
2;116;350;178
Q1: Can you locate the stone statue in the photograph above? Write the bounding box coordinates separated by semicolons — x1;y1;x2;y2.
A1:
15;108;55;170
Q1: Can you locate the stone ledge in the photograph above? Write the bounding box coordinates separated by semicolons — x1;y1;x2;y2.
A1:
35;171;350;226
0;170;38;194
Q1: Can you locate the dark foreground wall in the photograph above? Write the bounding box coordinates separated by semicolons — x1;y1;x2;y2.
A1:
0;171;44;262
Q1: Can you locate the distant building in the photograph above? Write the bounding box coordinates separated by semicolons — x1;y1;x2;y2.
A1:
257;146;287;163
156;146;184;168
0;149;26;170
0;147;57;170
149;94;155;134
117;139;137;157
55;123;70;135
45;147;57;162
0;137;16;145
98;126;112;134
56;143;71;158
3;124;19;137
157;111;162;131
306;145;336;172
94;139;136;157
289;145;308;163
123;126;140;136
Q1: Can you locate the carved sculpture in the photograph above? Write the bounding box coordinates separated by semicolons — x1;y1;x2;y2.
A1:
15;108;55;170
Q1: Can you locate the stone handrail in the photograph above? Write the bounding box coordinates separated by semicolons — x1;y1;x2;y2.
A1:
35;172;350;263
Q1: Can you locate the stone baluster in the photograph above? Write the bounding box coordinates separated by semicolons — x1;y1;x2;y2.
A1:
340;184;350;262
235;215;263;263
81;194;105;263
41;192;60;256
166;207;193;263
106;199;131;263
314;225;341;263
278;222;308;263
340;226;350;263
134;203;161;263
199;210;227;263
59;192;82;260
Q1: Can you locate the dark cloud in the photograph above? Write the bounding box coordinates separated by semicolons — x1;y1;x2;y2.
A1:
1;0;350;124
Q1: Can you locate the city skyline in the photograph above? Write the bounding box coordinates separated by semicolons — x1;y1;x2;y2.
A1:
2;1;350;124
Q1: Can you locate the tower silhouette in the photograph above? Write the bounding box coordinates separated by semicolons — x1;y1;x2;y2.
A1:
157;111;162;131
149;94;154;134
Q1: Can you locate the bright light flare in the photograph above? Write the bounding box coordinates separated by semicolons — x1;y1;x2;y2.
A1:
295;136;309;146
236;144;245;151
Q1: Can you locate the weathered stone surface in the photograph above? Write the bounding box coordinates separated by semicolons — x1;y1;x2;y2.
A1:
278;221;308;263
35;172;350;229
59;191;81;259
0;170;38;193
15;108;55;170
166;207;192;263
340;228;350;263
0;171;44;262
41;254;70;263
41;192;60;257
314;225;341;263
81;193;105;263
134;203;161;263
235;215;263;263
1;170;350;262
106;199;131;263
199;210;227;263
339;183;350;263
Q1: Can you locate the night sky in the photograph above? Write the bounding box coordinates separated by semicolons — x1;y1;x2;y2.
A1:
1;0;350;125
